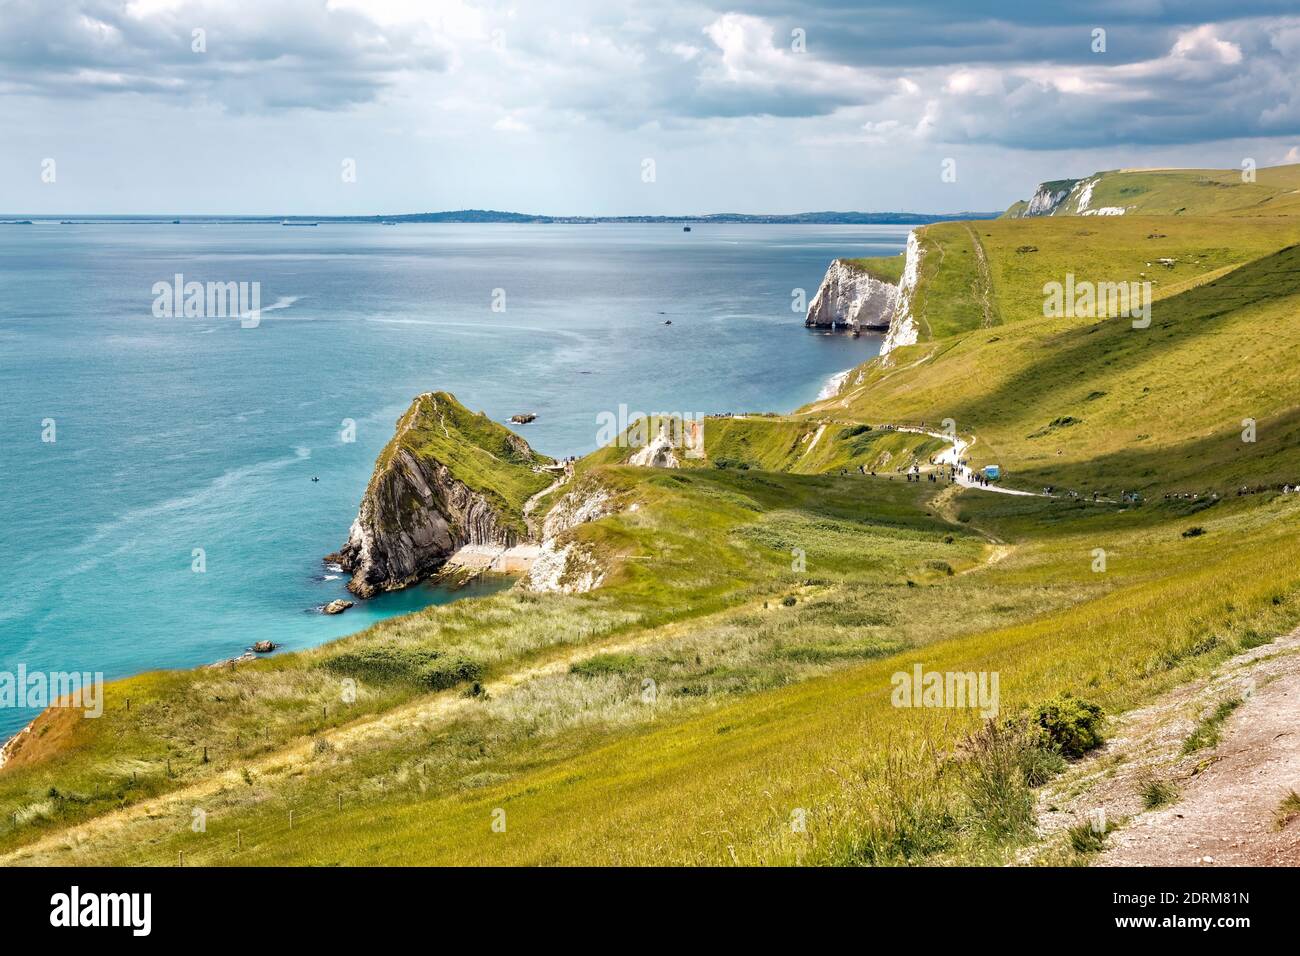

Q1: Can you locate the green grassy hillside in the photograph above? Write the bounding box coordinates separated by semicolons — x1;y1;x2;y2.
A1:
373;391;554;535
6;166;1300;869
819;234;1300;495
1004;164;1300;219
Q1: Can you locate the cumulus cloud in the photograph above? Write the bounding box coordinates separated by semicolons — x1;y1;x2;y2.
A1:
2;0;1300;152
916;19;1300;148
0;0;454;110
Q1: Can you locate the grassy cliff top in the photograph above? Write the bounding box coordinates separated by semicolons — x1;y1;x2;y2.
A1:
840;254;906;285
1003;164;1300;219
372;391;554;529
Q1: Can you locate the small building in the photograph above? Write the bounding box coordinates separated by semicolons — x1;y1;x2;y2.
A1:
983;465;1001;481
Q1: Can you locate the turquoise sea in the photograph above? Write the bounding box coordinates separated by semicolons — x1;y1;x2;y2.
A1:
0;222;907;737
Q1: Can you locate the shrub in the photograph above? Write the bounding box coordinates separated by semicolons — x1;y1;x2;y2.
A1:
1067;819;1110;854
1033;695;1105;758
418;657;485;691
781;595;797;607
1275;791;1300;831
1182;526;1205;538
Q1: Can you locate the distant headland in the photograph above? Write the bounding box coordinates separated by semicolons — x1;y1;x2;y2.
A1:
2;209;1001;226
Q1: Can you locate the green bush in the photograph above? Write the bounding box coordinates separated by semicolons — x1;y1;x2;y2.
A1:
1033;694;1105;758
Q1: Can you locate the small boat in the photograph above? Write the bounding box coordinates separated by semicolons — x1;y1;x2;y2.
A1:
683;226;691;232
281;220;319;226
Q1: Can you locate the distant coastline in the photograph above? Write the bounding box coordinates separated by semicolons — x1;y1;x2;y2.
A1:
1;209;1001;226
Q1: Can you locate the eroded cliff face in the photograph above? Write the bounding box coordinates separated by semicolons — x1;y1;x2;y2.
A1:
330;392;546;598
334;450;524;598
878;230;924;360
804;259;899;331
523;479;619;594
1007;176;1129;218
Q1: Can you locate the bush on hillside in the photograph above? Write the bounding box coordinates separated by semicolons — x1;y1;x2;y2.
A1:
1032;694;1105;758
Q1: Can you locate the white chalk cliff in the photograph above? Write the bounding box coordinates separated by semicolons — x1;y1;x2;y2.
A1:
878;231;924;359
804;259;899;331
1008;176;1129;218
808;231;926;395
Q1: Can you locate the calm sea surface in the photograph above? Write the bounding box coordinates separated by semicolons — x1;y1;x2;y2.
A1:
0;221;907;736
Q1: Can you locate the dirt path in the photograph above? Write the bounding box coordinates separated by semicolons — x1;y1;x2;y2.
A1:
962;224;997;329
1033;627;1300;866
523;472;569;537
895;426;1043;497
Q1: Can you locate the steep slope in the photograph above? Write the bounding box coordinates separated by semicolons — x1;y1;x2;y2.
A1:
811;239;1300;494
331;392;554;597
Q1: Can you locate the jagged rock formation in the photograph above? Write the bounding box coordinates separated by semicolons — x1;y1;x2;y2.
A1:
329;392;552;598
522;479;619;593
804;259;899;331
627;424;681;468
539;481;617;540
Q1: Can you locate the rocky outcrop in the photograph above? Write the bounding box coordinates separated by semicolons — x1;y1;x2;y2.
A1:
330;392;548;599
523;539;607;594
321;600;353;615
879;230;924;359
333;449;525;598
804;259;899;331
523;480;619;594
627;425;681;468
540;480;617;540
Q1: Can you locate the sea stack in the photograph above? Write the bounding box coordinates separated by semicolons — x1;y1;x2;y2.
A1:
804;258;899;332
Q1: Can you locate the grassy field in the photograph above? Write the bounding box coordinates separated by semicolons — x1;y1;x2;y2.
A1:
6;165;1300;867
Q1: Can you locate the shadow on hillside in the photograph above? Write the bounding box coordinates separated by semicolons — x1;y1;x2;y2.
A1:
946;244;1300;428
1003;403;1300;496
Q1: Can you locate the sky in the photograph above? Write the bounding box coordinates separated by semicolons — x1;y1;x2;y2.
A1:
2;0;1299;216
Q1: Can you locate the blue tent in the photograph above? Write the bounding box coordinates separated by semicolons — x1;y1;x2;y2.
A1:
983;465;1001;480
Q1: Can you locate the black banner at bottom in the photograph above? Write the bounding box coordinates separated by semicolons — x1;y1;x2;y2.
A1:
0;865;1276;941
